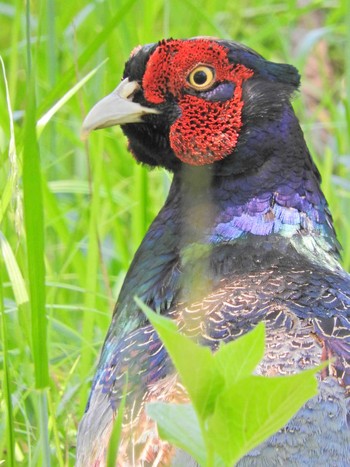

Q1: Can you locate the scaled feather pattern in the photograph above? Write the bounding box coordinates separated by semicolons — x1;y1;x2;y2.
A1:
77;38;350;466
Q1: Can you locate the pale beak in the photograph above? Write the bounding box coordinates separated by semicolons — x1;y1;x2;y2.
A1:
81;78;159;140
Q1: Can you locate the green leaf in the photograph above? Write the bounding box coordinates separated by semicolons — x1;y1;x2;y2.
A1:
139;298;320;466
214;323;265;385
147;403;210;466
135;297;223;418
207;369;319;465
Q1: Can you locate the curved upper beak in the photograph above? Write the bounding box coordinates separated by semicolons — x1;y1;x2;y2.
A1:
81;78;159;140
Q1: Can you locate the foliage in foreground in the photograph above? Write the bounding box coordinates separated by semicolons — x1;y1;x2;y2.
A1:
136;299;320;466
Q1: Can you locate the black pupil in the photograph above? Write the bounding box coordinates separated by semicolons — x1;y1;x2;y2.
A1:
193;70;208;85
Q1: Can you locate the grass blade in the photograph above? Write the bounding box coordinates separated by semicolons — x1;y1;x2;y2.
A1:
107;379;128;467
0;232;29;305
37;59;108;138
37;0;138;117
23;72;49;389
0;55;19;225
0;256;15;467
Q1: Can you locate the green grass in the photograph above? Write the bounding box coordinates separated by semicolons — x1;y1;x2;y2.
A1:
0;0;349;465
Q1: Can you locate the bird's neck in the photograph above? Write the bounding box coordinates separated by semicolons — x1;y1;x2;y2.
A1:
175;106;340;260
117;107;341;319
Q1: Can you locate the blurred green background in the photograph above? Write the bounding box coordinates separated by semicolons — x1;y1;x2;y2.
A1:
0;0;349;465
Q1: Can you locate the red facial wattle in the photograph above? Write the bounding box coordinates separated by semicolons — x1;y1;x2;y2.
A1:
142;39;254;165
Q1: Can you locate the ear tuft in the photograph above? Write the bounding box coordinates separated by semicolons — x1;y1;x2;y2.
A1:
262;61;300;89
223;40;300;90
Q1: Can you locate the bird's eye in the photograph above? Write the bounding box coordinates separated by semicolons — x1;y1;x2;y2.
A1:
187;65;215;90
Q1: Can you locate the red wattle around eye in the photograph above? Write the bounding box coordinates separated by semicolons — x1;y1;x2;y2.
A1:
142;39;254;165
170;83;245;166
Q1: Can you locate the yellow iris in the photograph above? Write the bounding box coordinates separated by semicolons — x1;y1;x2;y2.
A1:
188;65;215;90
